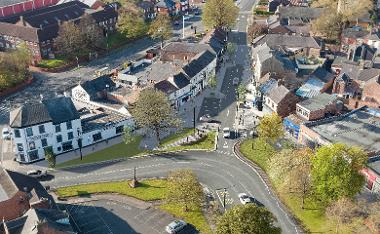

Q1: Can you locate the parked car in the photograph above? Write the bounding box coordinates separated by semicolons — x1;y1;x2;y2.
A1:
165;220;187;233
2;128;10;140
223;127;230;138
238;193;264;206
199;114;211;122
26;170;47;179
233;77;239;86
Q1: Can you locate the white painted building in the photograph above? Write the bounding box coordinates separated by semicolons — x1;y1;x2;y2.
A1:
9;96;133;164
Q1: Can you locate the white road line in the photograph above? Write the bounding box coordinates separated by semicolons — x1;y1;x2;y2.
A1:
227;109;230;117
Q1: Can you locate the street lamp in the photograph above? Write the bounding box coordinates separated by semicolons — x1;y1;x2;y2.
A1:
75;56;79;68
77;128;83;160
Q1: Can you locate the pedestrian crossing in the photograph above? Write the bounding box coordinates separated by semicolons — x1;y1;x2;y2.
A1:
216;149;234;157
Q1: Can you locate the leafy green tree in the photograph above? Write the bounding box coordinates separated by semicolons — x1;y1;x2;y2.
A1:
226;42;236;55
78;15;105;50
132;88;180;143
148;14;172;48
202;0;239;29
117;11;148;39
257;113;284;144
237;84;246;102
208;74;217;89
54;21;85;58
311;144;367;204
216;204;281;234
44;147;56;168
123;125;135;144
167;169;204;212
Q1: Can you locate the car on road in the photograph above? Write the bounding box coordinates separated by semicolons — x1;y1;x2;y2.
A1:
233;77;239;86
238;193;264;206
26;170;47;179
2;128;10;140
165;220;187;233
194;9;200;15
223;127;230;138
199;114;211;122
174;20;180;26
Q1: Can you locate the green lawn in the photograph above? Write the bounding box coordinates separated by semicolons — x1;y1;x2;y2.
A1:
166;131;216;151
56;136;144;168
56;179;168;201
239;138;275;170
56;179;212;233
160;203;212;234
160;128;194;146
37;58;68;68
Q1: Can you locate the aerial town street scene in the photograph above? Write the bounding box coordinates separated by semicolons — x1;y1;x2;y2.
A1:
0;0;379;233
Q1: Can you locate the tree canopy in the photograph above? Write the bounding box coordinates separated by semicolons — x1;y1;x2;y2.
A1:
216;204;281;234
311;143;367;204
148;14;172;47
132;88;180;143
78;15;105;50
44;147;56;168
202;0;239;29
54;21;85;58
167;169;204;211
117;11;148;39
257;113;284;143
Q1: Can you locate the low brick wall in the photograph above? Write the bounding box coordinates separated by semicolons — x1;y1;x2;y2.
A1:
0;76;35;100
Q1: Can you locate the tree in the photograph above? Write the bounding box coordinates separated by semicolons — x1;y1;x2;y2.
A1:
148;14;172;48
311;144;367;204
326;197;358;234
237;84;246;102
247;22;267;43
167;169;204;212
202;0;239;29
123;125;135;144
117;11;148;39
54;21;85;58
257;113;284;143
226;42;236;55
44;147;56;168
311;11;345;41
208;74;217;89
216;204;281;234
132;88;180;144
78;15;105;50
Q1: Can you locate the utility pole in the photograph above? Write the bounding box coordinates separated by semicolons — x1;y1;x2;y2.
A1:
223;188;227;210
193;106;196;135
77;128;83;160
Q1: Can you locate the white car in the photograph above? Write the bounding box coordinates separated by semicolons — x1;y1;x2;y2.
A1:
238;193;264;206
2;128;10;140
165;220;187;233
233;77;239;86
223;127;230;138
26;170;47;179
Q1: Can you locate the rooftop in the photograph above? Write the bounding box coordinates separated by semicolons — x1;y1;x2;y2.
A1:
296;78;324;98
278;6;323;23
306;107;380;153
133;62;180;83
369;159;380;175
252;34;320;50
297;93;337;111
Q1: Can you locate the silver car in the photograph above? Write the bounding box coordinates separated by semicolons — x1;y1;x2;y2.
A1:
165;220;187;233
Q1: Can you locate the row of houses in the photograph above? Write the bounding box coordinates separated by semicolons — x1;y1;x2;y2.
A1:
247;4;380;194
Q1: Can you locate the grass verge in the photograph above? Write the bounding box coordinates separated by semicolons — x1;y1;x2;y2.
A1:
37;58;68;68
56;179;212;233
56;136;143;168
160;128;194;146
166;131;216;151
239;138;275;170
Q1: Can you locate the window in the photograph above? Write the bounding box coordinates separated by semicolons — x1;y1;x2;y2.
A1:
92;133;102;142
26;127;33;137
14;129;20;138
56;135;62;143
116;126;124;134
17;143;23;151
28;150;39;161
41;138;48;147
66;121;72;130
39;125;45;134
55;124;61;133
68;132;74;140
19;154;25;162
62;141;73;151
28;141;36;150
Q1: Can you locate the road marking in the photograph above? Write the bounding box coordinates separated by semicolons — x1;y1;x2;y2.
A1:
223;142;228;149
226;109;229;117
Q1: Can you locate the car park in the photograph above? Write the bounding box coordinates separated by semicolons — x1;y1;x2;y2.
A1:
26;170;47;179
233;77;239;86
2;128;10;140
165;220;187;233
223;127;230;138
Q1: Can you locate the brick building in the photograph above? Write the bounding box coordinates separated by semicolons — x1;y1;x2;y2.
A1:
296;93;340;121
0;1;118;62
263;85;299;118
0;0;60;18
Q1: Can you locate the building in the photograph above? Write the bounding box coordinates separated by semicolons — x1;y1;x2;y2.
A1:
0;1;118;62
296;67;336;98
296;93;340;121
298;106;380;155
0;0;60;18
263;85;299;117
362;158;380;195
160;42;214;65
155;0;176;15
137;1;156;20
9;96;132;163
278;6;323;25
58;0;105;9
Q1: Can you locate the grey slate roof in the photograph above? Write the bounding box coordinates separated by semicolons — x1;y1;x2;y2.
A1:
338;63;380;82
154;80;178;94
267;85;290;103
297;93;337;111
279;6;323;23
9;97;79;128
182;50;216;78
173;72;190;89
162;42;214;55
155;0;175;8
253;34;320;49
342;28;370;39
310;67;335;83
81;75;116;98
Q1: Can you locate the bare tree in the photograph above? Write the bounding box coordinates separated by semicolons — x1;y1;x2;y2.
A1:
326;197;358;234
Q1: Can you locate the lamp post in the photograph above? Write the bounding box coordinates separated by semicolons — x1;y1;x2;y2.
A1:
75;56;79;68
77;128;83;160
